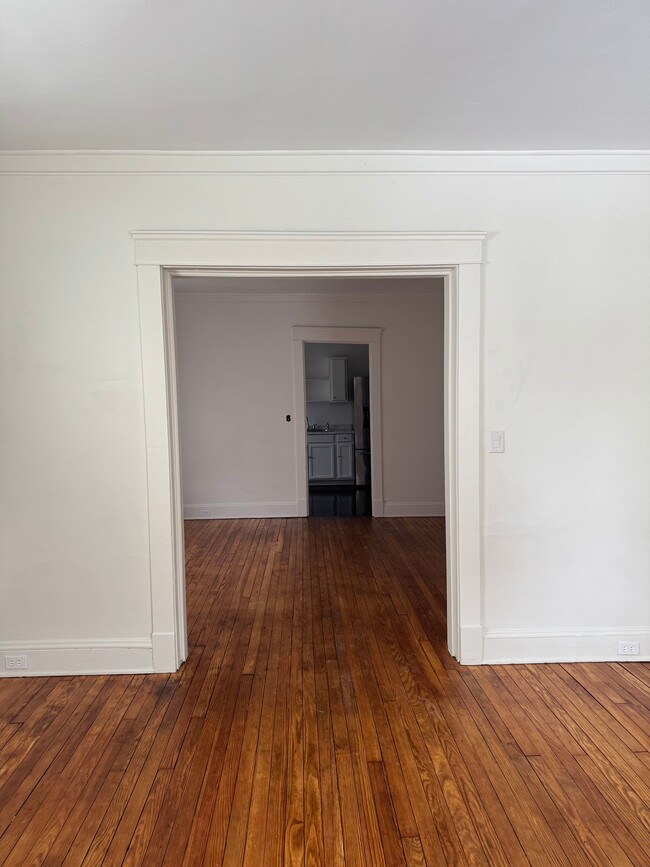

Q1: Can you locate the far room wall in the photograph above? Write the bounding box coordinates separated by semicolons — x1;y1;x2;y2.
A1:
174;278;445;519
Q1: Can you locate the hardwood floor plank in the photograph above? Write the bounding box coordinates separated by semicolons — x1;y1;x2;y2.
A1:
121;768;173;867
1;517;647;865
178;670;254;867
283;521;305;867
367;761;408;867
302;530;326;867
607;663;650;706
59;677;172;866
242;667;279;866
41;717;139;867
2;676;137;866
526;754;635;866
314;670;346;867
402;836;428;867
220;670;267;867
574;753;650;851
0;677;100;834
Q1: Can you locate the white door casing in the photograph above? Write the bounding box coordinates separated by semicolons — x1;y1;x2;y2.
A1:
133;231;485;669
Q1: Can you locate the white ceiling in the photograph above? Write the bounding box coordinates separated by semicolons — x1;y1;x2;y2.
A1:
1;0;649;151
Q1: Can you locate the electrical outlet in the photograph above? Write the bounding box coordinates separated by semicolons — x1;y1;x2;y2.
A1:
5;655;28;670
617;641;640;656
198;508;211;518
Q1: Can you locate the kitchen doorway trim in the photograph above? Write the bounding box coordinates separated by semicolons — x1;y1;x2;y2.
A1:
132;230;485;669
293;327;383;517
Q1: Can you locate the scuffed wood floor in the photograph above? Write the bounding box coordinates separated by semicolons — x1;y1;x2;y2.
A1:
0;517;649;865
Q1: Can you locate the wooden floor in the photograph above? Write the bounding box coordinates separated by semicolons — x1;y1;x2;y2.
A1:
1;518;649;866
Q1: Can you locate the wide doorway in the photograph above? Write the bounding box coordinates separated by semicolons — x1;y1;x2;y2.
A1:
133;228;485;668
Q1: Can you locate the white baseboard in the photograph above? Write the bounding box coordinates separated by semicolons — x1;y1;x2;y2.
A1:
184;501;299;519
0;638;154;677
152;631;178;673
383;501;445;517
482;627;650;664
459;625;484;664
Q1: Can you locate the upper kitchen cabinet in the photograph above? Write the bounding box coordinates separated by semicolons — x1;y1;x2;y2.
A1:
305;377;330;402
305;355;348;403
329;357;348;402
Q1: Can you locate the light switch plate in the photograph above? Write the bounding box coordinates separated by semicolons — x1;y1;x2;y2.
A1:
489;430;505;453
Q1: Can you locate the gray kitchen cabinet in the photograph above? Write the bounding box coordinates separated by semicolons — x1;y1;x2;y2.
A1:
307;432;355;482
336;441;355;480
329;357;348;402
307;438;336;480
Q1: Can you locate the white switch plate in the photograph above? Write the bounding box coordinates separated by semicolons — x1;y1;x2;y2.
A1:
489;430;505;453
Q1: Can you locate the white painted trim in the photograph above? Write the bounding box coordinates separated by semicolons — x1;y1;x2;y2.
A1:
174;287;444;303
2;150;649;175
151;632;178;672
483;627;650;664
136;265;186;673
132;232;484;269
292;326;383;343
444;276;459;658
161;271;188;666
0;639;154;677
185;502;299;519
383;502;445;517
459;626;484;666
454;264;483;664
133;231;485;665
292;325;383;518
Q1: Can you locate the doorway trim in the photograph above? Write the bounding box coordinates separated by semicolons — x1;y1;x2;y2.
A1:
292;327;383;517
132;230;485;668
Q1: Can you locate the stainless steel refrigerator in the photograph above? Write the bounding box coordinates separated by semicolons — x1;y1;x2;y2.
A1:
352;377;371;487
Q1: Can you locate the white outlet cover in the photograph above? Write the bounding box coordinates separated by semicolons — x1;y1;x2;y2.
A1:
617;641;640;655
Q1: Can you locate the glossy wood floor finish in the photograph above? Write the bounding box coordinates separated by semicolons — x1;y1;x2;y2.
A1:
1;518;649;866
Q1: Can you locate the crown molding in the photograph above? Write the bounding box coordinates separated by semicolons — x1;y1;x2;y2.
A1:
1;149;649;176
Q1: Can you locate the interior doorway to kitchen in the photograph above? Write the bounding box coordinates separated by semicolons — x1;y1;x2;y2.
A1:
134;230;485;670
304;341;371;517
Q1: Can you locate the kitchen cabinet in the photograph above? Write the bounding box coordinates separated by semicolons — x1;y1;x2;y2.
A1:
329;357;348;402
305;377;329;402
336;441;354;480
307;440;336;480
307;432;355;482
305;357;348;403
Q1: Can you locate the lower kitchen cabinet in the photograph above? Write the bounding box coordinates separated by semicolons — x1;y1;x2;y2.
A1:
307;442;336;480
307;433;355;482
335;441;354;481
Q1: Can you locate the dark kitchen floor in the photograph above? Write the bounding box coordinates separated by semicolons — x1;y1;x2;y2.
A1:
308;485;372;517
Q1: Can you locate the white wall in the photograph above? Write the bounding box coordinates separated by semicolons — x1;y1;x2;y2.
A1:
1;151;648;671
174;282;444;517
